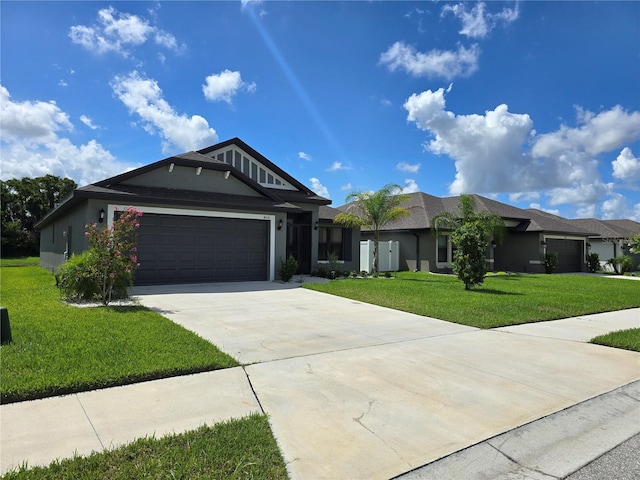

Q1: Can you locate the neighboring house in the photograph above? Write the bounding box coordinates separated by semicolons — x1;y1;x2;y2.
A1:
353;192;596;274
567;218;640;267
36;138;359;285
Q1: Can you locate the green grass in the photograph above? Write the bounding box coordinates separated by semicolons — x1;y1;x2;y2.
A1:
0;256;40;267
590;328;640;352
0;267;238;403
304;272;640;329
1;413;288;480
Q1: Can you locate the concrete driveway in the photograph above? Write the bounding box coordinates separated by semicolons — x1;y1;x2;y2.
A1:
133;282;640;480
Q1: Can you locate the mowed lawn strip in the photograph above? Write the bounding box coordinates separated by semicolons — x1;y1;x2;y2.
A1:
1;413;288;480
0;267;238;403
304;272;640;329
590;328;640;352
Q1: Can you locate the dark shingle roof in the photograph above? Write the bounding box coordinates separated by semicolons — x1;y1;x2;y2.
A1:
336;192;597;236
568;218;640;238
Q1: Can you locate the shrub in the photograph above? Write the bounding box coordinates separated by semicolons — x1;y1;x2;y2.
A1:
58;206;142;305
607;255;636;275
586;252;600;273
451;221;488;289
58;251;100;302
544;252;558;274
279;255;298;282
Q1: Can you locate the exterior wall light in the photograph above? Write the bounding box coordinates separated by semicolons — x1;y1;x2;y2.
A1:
541;240;546;246
277;219;284;230
314;220;319;230
99;208;105;223
491;241;497;248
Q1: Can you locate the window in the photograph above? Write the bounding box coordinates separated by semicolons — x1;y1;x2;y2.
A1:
437;234;448;263
318;227;352;261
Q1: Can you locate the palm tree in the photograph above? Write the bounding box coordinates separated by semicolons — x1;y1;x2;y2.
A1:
334;184;409;274
432;194;506;289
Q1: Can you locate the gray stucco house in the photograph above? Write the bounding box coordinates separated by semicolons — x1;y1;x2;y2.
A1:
36;138;360;284
567;218;640;268
354;192;599;274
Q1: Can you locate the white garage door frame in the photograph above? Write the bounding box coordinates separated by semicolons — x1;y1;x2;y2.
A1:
108;204;276;281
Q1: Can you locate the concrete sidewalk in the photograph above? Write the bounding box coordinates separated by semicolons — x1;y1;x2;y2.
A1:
1;283;639;478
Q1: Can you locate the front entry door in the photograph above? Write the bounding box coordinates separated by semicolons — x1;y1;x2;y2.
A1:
286;212;312;274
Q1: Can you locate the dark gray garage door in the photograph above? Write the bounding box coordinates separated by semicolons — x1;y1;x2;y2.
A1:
135;214;268;285
546;239;583;273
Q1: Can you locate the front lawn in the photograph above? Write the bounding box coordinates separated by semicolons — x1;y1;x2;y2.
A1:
0;257;40;267
1;414;288;480
0;267;238;403
304;272;640;329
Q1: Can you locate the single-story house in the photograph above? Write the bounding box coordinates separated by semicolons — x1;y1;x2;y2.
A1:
567;218;640;267
352;192;599;274
36;138;360;284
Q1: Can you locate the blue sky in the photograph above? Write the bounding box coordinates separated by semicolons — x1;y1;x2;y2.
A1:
1;1;639;220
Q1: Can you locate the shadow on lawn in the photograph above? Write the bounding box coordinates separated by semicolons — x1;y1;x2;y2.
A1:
472;288;523;296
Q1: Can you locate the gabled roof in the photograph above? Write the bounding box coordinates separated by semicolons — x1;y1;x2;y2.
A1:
198;137;327;204
522;209;594;235
568;218;640;239
35;139;330;228
339;192;596;236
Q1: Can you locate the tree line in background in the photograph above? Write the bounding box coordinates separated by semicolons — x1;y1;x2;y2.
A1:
1;175;77;257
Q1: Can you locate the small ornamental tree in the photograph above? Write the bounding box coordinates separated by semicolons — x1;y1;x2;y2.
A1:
451;221;488;290
85;206;143;305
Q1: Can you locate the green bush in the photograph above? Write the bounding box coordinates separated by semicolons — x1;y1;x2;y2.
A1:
58;251;130;302
279;255;298;282
57;252;100;302
607;255;635;275
544;251;558;274
586;252;600;273
451;221;488;289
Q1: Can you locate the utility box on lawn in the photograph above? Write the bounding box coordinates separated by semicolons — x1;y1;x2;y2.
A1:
1;307;12;345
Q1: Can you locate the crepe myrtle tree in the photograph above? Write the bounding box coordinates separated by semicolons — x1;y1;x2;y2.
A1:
334;184;409;275
432;194;506;290
85;206;143;305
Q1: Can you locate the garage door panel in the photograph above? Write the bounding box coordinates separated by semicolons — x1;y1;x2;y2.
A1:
546;239;583;273
135;213;268;285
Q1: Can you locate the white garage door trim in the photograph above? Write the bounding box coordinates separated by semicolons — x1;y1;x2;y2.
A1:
108;204;276;281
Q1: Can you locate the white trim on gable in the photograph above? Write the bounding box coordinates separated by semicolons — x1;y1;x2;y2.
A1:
204;145;297;191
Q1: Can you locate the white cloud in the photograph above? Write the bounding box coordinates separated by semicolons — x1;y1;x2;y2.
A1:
510;192;540;203
310;177;330;199
341;182;353;191
327;161;350;172
532;105;640;158
612;147;640;182
202;69;256;104
0;85;73;141
80;115;98;130
404;86;534;194
401;179;420;194
404;86;640;214
69;6;180;57
0;85;127;186
298;151;312;161
112;71;218;153
441;2;519;39
379;41;479;80
397;161;421;173
58;79;68;87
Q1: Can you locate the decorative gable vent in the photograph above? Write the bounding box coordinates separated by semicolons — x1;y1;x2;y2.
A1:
205;147;296;191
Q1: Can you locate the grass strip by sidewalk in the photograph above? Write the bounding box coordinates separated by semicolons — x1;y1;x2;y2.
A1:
590;328;640;352
0;267;238;403
304;272;640;329
1;413;288;480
